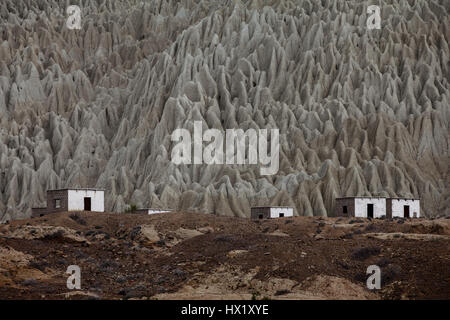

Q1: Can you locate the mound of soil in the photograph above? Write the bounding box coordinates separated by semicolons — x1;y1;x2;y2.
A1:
0;212;448;300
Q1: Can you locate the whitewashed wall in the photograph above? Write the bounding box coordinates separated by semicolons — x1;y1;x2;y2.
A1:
391;199;420;218
269;207;294;218
67;190;104;212
354;198;386;218
147;209;172;215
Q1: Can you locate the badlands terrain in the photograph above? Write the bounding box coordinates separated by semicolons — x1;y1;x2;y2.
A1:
0;0;448;222
0;211;449;299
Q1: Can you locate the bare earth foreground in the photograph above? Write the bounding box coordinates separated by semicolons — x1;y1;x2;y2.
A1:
0;212;449;300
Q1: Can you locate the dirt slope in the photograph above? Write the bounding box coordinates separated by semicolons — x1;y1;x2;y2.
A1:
0;211;449;299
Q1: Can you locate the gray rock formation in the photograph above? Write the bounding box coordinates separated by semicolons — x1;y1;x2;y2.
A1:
0;0;448;221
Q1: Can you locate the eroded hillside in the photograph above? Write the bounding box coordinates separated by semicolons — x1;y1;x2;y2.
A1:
0;0;449;221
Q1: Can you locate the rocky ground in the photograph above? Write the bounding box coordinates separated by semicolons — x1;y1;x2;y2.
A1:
0;211;449;300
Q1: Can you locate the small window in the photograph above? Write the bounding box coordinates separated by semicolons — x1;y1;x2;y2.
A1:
279;213;284;218
55;199;61;209
259;214;263;219
343;206;348;214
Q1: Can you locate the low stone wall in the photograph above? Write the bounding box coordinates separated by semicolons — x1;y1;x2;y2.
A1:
31;207;47;218
250;207;271;219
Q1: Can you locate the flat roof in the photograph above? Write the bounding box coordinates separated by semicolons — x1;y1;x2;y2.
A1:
47;188;105;192
136;208;173;211
336;197;385;200
336;197;420;200
251;206;294;209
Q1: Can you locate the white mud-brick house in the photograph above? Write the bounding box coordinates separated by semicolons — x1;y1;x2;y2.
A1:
251;206;294;220
132;208;173;215
335;197;420;219
387;198;420;218
334;197;386;218
32;188;105;217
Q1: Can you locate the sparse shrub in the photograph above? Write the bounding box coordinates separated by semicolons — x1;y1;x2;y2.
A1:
173;268;186;277
116;276;126;284
125;204;137;213
274;289;290;296
22;278;37;286
251;290;261;300
85;257;97;264
156;286;167;294
336;260;350;269
382;264;402;286
155;275;168;285
214;234;233;242
130;226;141;240
119;285;147;299
75;251;88;260
85;230;96;236
349;219;364;224
351;246;381;260
44;229;64;240
84;229;109;239
375;257;391;267
99;260;119;272
29;260;49;271
69;213;87;225
353;271;367;283
341;233;353;239
156;240;166;246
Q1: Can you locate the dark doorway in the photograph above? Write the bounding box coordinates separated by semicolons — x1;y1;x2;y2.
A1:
84;197;92;211
343;206;348;214
404;205;410;218
367;204;374;218
259;214;263;219
279;213;284;218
